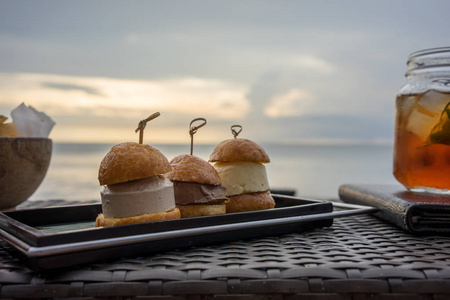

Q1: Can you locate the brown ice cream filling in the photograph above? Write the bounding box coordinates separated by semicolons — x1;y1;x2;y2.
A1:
173;181;228;205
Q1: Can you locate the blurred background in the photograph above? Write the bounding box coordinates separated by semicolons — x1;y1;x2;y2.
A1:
1;0;449;201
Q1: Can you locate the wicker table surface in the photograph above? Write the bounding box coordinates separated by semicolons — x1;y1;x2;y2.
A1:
1;199;449;299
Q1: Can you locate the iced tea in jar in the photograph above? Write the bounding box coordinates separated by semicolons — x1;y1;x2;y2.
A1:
394;47;450;193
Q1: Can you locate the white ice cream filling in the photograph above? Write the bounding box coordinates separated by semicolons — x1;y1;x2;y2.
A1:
214;161;269;196
100;175;176;218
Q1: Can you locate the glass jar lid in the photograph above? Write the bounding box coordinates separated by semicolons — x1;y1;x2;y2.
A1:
408;47;450;71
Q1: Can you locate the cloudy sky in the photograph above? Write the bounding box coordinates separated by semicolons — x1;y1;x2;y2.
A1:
1;0;449;144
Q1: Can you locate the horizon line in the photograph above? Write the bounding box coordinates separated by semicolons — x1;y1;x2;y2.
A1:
51;138;394;147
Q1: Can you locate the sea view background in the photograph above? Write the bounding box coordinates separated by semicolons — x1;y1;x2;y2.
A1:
29;142;401;202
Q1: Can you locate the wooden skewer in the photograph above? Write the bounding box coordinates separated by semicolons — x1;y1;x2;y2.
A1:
189;118;207;155
231;125;242;139
135;112;160;144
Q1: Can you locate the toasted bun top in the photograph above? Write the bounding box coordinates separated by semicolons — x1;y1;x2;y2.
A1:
98;142;171;186
165;154;222;185
209;138;270;163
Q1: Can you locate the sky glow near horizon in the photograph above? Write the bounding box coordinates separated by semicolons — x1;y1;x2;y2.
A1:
1;1;450;145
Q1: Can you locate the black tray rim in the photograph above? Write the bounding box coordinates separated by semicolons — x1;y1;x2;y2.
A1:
0;194;332;246
0;194;376;269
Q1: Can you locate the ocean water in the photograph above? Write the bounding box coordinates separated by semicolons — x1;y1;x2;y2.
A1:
29;142;400;202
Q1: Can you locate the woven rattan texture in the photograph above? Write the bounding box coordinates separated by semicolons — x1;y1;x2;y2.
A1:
1;201;449;299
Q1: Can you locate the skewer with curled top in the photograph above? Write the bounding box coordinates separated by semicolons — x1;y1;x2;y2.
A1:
135;112;160;144
231;125;242;139
189;118;207;155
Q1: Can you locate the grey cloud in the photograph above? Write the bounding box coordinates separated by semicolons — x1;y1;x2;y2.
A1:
41;82;104;97
1;1;448;84
246;71;283;115
249;114;395;143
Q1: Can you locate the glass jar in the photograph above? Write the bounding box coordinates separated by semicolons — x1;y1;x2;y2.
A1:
393;47;450;193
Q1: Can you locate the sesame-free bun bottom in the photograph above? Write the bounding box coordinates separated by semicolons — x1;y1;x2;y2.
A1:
225;191;275;213
95;207;180;227
177;203;226;218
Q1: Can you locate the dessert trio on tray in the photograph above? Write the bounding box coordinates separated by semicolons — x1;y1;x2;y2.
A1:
96;112;275;227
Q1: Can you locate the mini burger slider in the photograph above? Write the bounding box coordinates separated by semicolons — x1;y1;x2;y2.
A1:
209;138;275;213
95;142;180;227
165;154;228;218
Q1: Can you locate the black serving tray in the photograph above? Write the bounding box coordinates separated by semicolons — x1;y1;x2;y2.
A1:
0;194;375;270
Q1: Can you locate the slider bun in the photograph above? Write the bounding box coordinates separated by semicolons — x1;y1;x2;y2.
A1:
177;203;226;218
0;117;18;137
165;154;222;185
209;138;270;163
225;191;275;213
99;142;171;186
95;207;180;227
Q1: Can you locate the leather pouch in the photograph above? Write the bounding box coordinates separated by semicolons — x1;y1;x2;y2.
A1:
339;184;450;235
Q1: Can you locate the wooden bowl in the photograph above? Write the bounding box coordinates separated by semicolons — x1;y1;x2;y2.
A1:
0;138;52;210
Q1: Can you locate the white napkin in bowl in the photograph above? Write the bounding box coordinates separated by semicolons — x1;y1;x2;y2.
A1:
11;103;55;138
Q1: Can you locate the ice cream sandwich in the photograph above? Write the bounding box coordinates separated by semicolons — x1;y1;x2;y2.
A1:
95;142;180;227
165;154;228;218
209;138;275;213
